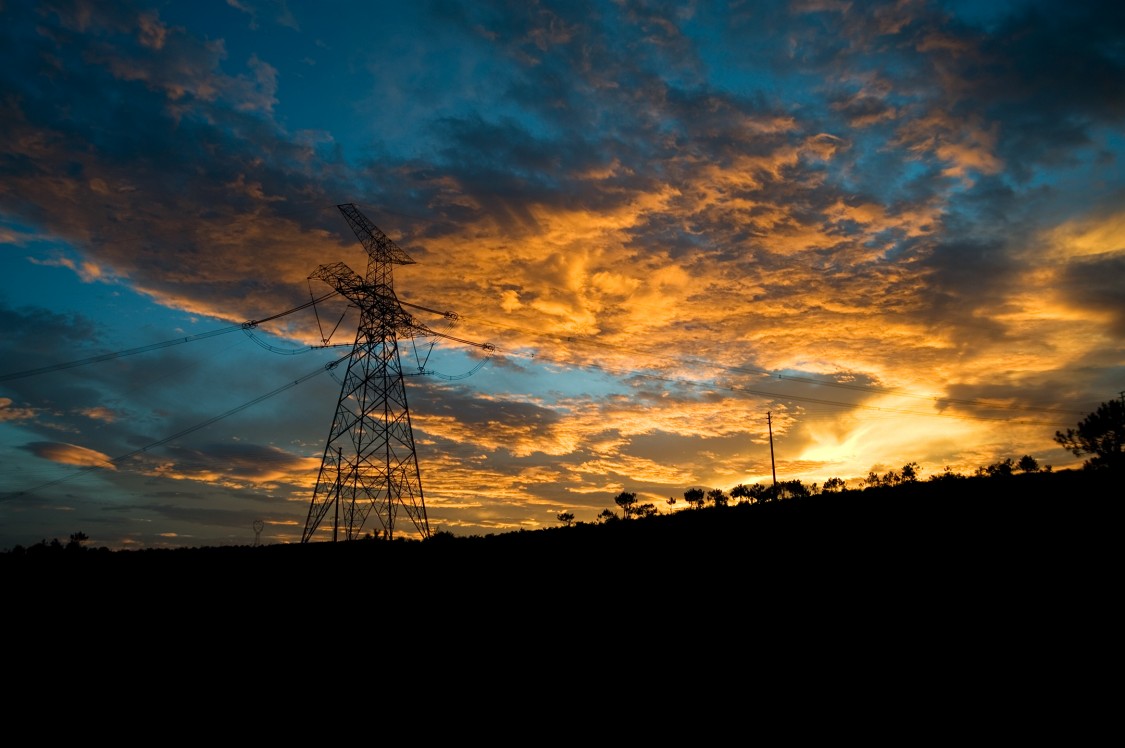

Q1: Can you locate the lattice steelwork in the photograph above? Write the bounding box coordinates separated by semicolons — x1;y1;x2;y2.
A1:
301;203;432;543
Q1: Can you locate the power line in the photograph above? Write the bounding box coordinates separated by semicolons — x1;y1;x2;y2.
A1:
0;277;1088;426
0;352;350;503
0;291;340;382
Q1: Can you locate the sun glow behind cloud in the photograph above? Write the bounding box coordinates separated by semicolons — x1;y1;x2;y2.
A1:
1047;211;1125;260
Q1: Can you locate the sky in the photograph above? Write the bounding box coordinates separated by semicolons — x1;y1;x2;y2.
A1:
1;0;1123;551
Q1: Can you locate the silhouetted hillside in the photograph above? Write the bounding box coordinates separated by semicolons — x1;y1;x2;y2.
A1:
6;469;1116;594
7;468;1119;675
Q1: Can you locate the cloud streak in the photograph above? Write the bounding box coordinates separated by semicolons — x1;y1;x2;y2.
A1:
24;442;117;470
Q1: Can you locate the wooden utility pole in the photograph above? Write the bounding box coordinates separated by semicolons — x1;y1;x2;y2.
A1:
767;411;778;499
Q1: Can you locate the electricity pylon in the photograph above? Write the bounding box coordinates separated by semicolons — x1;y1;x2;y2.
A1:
301;204;432;543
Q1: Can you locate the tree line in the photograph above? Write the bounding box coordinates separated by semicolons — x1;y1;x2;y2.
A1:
9;398;1122;549
567;396;1123;526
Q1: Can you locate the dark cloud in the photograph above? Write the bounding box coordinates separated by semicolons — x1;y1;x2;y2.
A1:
0;1;356;317
940;377;1106;419
913;237;1013;339
161;441;312;476
956;0;1125;173
422;382;562;431
0;303;102;360
831;93;898;129
1058;252;1125;337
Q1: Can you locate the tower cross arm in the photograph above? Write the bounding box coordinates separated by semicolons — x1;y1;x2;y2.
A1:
403;319;440;339
338;203;416;266
310;262;367;303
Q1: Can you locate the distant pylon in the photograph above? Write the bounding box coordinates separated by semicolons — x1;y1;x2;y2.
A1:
301;204;432;543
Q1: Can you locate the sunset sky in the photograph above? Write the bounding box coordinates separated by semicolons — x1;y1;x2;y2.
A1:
1;0;1122;551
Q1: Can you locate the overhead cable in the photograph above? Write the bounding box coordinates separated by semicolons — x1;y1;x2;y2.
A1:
0;291;339;382
0;352;350;503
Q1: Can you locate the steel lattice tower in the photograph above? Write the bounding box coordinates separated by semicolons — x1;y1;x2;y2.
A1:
301;203;432;543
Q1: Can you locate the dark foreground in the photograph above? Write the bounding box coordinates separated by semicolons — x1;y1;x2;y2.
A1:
6;467;1118;700
7;470;1116;609
8;470;1113;727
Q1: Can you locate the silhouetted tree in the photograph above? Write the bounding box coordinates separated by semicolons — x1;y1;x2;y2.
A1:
66;532;88;553
557;512;575;527
930;466;964;482
25;538;65;555
776;479;813;499
901;462;920;482
750;483;774;502
1055;399;1124;470
614;491;638;519
731;482;774;503
595;508;619;524
1017;455;1040;473
706;488;728;508
980;457;1014;478
822;477;846;492
683;487;705;509
633;502;658;519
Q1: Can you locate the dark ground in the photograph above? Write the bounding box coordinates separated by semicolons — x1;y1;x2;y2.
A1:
7;469;1116;606
5;468;1116;695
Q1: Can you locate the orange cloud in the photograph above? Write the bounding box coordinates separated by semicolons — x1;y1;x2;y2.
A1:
0;398;37;422
28;442;117;470
895;111;1002;180
1046;210;1125;260
79;406;118;423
